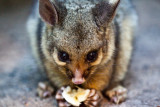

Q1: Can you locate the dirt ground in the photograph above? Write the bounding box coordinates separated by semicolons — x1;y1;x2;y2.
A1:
0;0;160;107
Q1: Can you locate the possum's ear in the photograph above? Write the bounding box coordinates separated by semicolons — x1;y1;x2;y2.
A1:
39;0;58;26
92;0;120;27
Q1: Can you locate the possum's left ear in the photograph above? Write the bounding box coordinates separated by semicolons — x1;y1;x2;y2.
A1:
39;0;58;26
92;0;120;27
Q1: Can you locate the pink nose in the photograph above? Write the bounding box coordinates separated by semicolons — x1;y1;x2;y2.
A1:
72;78;85;85
72;69;85;84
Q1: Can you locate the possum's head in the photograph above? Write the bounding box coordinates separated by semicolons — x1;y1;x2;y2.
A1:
39;0;120;85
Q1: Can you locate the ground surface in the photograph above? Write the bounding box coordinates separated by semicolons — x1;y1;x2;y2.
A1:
0;0;160;107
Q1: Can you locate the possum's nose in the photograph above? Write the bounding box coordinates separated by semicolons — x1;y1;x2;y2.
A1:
72;69;85;85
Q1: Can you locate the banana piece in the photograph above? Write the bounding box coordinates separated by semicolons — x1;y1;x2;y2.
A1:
62;86;90;106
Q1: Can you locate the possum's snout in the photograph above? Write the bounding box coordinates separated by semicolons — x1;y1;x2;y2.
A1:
72;69;85;84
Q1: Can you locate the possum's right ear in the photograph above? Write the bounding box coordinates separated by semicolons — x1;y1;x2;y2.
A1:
39;0;58;26
92;0;120;27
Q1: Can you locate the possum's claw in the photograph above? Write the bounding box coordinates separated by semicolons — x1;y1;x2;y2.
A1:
84;89;103;107
37;82;54;98
106;85;127;104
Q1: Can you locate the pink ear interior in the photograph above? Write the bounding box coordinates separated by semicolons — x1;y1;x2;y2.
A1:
39;0;58;26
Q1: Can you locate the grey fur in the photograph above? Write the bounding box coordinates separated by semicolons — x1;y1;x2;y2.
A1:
27;0;138;103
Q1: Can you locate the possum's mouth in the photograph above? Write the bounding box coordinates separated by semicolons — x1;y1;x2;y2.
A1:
65;68;91;85
72;77;85;85
71;70;92;85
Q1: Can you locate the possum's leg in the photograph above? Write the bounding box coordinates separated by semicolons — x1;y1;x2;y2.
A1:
106;8;138;104
27;17;44;70
26;1;45;71
114;11;137;83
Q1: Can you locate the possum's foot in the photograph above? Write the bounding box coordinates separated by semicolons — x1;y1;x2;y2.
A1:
106;85;127;104
55;87;71;107
37;82;54;98
84;89;103;107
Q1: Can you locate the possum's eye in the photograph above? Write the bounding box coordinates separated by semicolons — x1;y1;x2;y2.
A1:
58;51;70;62
86;50;98;62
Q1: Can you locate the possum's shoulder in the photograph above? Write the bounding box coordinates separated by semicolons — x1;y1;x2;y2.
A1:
26;1;42;37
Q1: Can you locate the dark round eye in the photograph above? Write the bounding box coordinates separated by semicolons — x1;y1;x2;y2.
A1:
58;51;70;62
87;50;98;62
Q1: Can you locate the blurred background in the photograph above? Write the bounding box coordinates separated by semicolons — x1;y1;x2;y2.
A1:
0;0;160;106
0;0;32;72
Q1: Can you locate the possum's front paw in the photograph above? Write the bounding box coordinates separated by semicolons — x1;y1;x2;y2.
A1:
37;82;54;98
84;89;103;107
55;87;71;107
106;85;127;104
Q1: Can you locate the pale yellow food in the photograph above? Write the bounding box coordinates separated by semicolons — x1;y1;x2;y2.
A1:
62;86;90;106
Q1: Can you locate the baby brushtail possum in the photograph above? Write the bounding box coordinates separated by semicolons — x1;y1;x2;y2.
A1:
27;0;138;106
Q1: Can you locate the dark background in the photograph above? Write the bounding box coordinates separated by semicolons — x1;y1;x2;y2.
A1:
0;0;160;106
